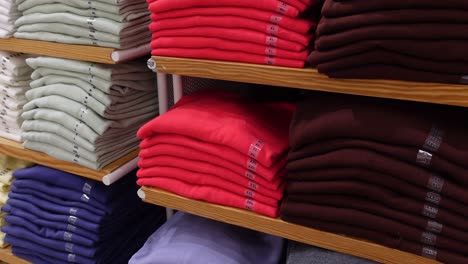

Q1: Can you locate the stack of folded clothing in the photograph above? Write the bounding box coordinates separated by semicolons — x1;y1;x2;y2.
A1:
310;0;468;84
2;165;166;263
0;0;19;38
21;56;157;170
137;90;294;217
147;0;323;67
0;154;33;248
281;92;468;264
14;0;151;50
286;241;377;264
0;51;32;141
130;212;284;264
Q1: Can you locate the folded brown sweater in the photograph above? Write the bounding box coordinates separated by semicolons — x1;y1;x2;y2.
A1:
288;148;468;202
312;49;468;75
286;167;468;217
290;94;468;170
286;194;468;244
315;24;468;51
309;40;468;64
285;180;468;232
280;214;468;264
289;138;468;185
321;0;468;17
280;201;468;257
325;64;467;84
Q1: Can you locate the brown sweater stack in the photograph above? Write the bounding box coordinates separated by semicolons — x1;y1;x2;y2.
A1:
309;0;468;84
281;93;468;263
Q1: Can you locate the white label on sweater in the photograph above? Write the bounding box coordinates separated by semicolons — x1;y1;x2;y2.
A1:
68;254;76;263
425;192;441;205
69;208;78;215
265;47;277;56
265;56;275;65
427;175;444;193
246;159;258;172
79;107;89;121
416;150;432;166
248;139;264;159
82;181;94;195
426;220;443;234
81;194;90;203
65;243;74;253
422;204;439;219
244;199;255;211
423;125;444;152
68;216;78;225
265;36;278;47
277;2;289;14
266;24;279;36
270;15;283;24
64;232;73;241
245;171;255;180
421;232;437;246
248;181;258;190
422;247;438;259
67;224;77;232
245;189;255;198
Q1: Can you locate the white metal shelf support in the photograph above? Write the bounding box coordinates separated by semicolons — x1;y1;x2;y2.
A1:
147;58;174;220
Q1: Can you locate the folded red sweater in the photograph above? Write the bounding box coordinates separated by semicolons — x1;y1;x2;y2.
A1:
141;134;285;176
137;165;281;206
151;37;309;61
138;143;286;184
149;16;312;46
148;0;302;17
151;8;315;35
138;177;279;217
138;156;284;198
152;48;306;67
137;90;294;167
152;27;307;52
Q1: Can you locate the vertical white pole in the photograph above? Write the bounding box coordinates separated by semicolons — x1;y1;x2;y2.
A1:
172;74;183;103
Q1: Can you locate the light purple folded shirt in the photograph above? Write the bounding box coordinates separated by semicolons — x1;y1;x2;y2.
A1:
129;212;284;264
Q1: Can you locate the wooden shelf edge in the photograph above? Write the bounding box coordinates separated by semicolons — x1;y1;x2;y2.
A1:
0;246;30;264
141;187;441;264
152;56;468;107
0;137;139;181
0;38;118;64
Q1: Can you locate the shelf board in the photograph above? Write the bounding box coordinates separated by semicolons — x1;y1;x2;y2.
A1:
0;38;140;64
152;56;468;107
0;246;30;264
140;187;441;264
0;137;138;182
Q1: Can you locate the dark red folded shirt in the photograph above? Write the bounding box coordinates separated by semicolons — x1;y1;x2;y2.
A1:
317;9;468;37
285;180;468;233
151;7;316;34
148;0;302;18
324;64;467;85
149;16;312;46
280;215;468;264
286;167;468;218
151;37;309;61
290;93;468;170
138;143;286;184
152;48;306;67
310;49;468;75
289;138;468;186
315;23;468;51
309;39;468;64
137;165;281;206
287;148;468;203
280;201;468;256
138;176;279;217
151;27;307;52
140;134;286;183
321;0;468;17
137;90;294;167
286;194;468;244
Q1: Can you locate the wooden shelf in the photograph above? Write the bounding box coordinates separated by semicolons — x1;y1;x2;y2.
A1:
0;247;30;264
0;38;146;64
152;56;468;107
0;137;138;182
140;187;441;264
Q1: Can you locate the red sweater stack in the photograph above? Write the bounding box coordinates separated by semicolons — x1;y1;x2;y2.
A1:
146;0;322;67
136;90;294;217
